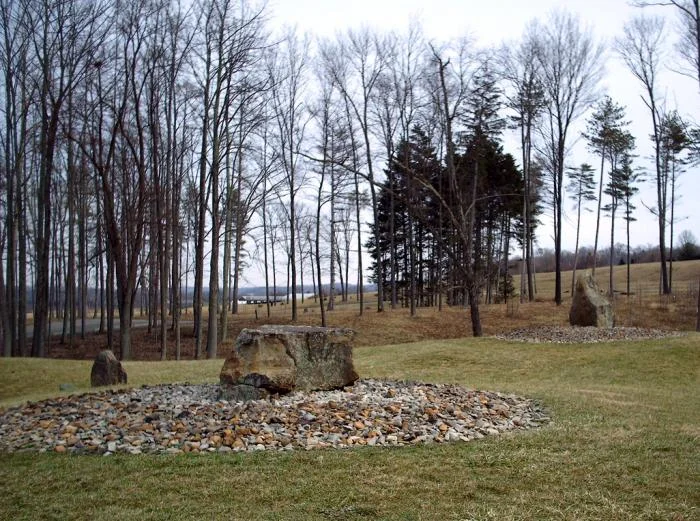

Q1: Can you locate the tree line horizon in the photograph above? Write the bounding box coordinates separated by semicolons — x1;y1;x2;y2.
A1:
1;0;698;360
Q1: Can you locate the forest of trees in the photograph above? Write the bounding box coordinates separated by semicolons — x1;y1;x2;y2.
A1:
1;0;698;359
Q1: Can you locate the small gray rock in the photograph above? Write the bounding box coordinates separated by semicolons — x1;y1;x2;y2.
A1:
218;384;269;402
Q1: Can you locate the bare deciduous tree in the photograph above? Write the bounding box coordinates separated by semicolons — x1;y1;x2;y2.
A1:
427;41;486;336
498;27;547;303
533;10;604;305
28;0;108;357
267;29;310;322
321;28;391;312
616;15;671;294
634;0;700;88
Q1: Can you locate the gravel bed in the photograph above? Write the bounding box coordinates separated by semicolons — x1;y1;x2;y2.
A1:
494;326;684;344
0;379;549;455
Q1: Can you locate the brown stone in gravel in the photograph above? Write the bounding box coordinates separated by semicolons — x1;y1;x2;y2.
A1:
219;325;358;398
569;273;614;328
90;349;127;387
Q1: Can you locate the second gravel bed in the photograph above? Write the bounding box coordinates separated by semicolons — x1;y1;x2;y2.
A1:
494;326;684;343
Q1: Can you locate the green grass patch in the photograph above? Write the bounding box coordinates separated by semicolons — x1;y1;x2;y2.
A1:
0;358;221;408
1;335;699;520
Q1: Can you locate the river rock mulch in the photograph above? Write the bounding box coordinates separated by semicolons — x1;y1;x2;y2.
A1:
0;379;549;455
494;326;684;344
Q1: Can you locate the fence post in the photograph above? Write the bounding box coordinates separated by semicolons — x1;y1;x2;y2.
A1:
696;279;699;333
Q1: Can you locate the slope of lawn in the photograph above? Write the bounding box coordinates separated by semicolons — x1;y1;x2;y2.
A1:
1;334;698;520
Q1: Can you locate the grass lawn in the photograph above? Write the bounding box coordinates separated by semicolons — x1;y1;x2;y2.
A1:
1;335;699;520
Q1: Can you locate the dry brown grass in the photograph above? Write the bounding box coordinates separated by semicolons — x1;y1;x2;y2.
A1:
522;258;700;299
44;260;699;360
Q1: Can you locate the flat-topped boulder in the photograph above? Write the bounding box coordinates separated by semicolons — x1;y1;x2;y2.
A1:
569;274;614;328
219;325;358;401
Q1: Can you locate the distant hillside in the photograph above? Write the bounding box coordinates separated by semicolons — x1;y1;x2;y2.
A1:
237;284;377;298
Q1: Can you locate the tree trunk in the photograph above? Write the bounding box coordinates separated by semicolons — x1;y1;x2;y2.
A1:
336;240;345;303
592;152;605;276
118;307;132;362
230;175;244;318
407;165;416;317
220;137;234;342
298;217;305;304
669;162;676;292
389;169;397;309
553;143;564;306
571;194;582;297
468;283;482;337
271;229;278;312
626;199;632;297
0;254;5;357
364;139;383;313
194;45;212;360
609;206;616;297
78;159;87;340
97;200;105;334
328;171;336;312
355;170;363;315
107;250;114;351
343;230;350;303
32;109;60;357
289;195;297;320
4;118;15;356
263;191;271;318
2;45;15;356
316;164;327;327
63;126;77;348
17;191;28;355
206;90;223;359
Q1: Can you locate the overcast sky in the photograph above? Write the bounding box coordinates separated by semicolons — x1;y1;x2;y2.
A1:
241;0;699;287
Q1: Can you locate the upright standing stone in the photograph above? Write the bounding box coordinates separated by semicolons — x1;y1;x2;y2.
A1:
91;349;128;387
220;325;358;400
569;274;614;328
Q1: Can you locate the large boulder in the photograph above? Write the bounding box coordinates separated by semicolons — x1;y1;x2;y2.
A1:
569;274;614;328
219;325;358;400
90;349;127;387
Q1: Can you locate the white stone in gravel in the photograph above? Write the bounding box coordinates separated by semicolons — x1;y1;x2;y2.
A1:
446;430;460;442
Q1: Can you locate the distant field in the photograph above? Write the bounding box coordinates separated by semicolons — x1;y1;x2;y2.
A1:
516;259;700;300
